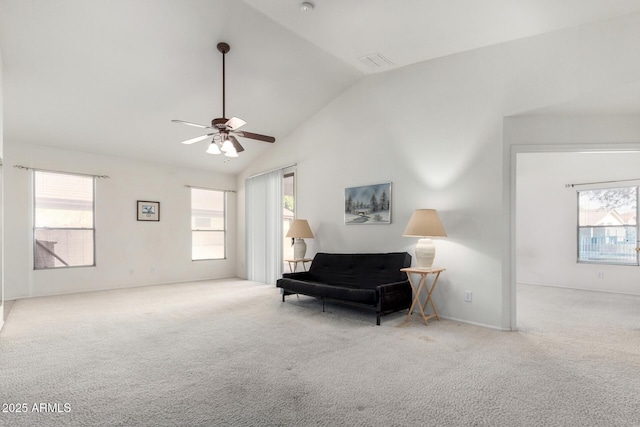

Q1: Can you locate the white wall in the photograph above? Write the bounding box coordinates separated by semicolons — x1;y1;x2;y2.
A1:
238;14;640;330
510;121;640;296
0;49;3;156
238;49;506;329
4;142;237;300
1;50;4;328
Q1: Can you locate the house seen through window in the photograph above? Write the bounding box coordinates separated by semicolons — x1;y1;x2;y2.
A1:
191;188;226;260
34;171;95;269
577;186;638;265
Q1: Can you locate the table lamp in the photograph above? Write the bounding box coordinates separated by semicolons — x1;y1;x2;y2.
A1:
402;209;447;268
286;219;314;259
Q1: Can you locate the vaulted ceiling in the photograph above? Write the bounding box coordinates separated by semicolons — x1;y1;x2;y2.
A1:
2;0;640;173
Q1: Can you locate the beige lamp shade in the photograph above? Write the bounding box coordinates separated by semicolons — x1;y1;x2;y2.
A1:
286;219;314;238
403;209;447;237
403;209;446;268
286;219;314;260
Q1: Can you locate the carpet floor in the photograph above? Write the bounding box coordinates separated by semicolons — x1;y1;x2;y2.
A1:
1;280;639;426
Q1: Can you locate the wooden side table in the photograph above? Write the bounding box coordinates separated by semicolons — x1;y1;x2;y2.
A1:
285;258;313;273
401;267;446;326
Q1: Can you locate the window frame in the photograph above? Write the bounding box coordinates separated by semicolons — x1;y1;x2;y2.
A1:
282;170;296;267
576;185;639;266
33;170;96;270
190;188;227;261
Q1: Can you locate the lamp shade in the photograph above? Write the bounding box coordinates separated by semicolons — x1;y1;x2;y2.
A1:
224;148;238;158
221;139;234;153
403;209;447;237
206;142;221;155
286;219;314;238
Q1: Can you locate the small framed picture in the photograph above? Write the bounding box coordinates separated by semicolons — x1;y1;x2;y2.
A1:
344;182;391;224
137;201;160;221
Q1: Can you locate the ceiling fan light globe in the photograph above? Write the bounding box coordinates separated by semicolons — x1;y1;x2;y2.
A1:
206;143;221;155
221;139;234;152
224;148;238;158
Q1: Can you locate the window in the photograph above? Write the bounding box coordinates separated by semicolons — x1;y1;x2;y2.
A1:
283;171;295;266
191;188;225;260
34;171;95;269
577;186;638;265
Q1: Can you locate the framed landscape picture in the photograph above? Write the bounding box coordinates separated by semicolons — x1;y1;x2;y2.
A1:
137;200;160;221
344;182;391;224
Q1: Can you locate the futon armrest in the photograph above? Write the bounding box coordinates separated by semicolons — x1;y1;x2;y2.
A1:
376;280;412;312
377;280;411;294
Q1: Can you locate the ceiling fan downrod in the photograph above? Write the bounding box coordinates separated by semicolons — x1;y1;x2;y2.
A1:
217;42;230;120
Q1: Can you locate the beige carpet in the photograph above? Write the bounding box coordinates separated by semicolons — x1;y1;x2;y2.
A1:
1;280;639;426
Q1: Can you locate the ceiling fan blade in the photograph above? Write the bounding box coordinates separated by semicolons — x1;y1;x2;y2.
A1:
236;131;275;143
172;119;215;130
228;135;245;153
180;133;216;145
225;117;246;131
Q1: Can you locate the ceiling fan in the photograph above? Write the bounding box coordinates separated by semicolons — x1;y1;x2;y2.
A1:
172;42;275;158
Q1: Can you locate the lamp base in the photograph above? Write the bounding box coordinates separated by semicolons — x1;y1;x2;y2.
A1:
293;238;307;260
415;238;436;268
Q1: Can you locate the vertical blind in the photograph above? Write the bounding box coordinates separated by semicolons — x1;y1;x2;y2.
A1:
246;169;283;284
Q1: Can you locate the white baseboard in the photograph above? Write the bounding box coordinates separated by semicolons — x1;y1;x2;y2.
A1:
517;281;640;297
439;315;510;331
5;275;240;301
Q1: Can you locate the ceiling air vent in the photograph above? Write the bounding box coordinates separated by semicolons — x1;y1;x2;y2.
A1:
357;52;393;70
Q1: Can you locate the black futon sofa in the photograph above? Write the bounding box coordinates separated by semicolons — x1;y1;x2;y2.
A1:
276;252;412;325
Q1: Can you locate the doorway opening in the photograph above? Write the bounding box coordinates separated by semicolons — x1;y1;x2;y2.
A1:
513;148;640;331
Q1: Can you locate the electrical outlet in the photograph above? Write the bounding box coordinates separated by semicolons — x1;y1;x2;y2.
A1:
151;266;157;274
596;271;604;279
464;291;473;302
